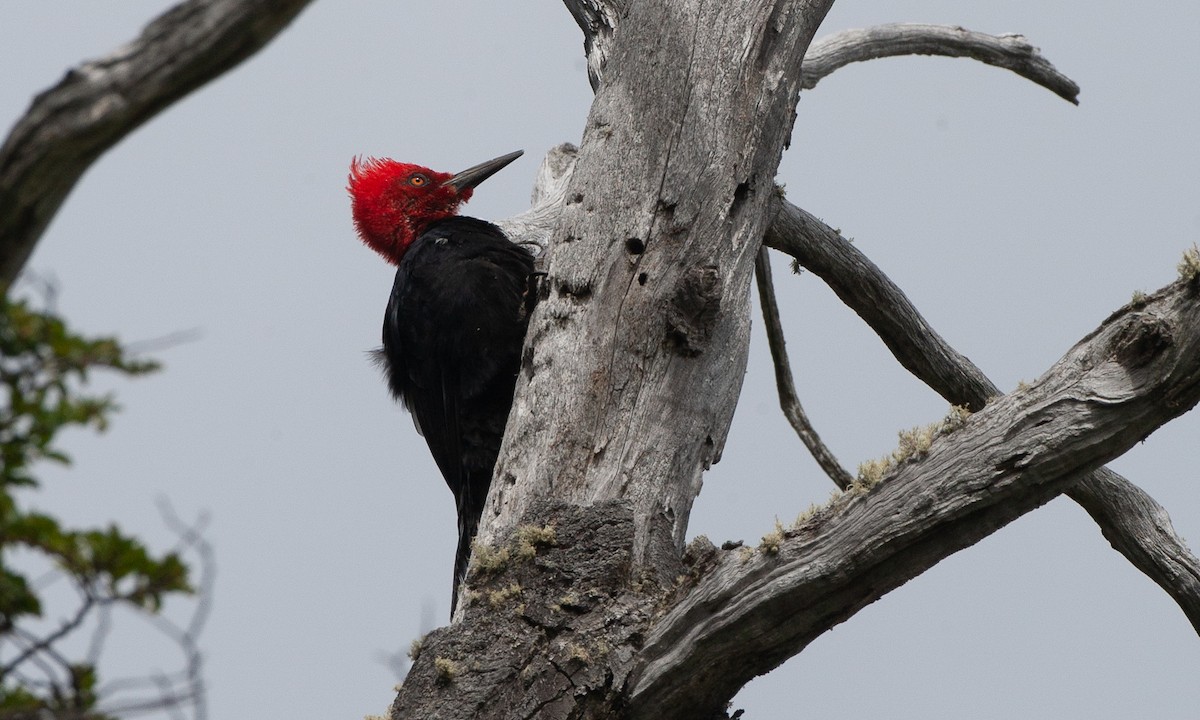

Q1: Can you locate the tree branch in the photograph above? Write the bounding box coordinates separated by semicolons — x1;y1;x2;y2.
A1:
0;594;97;680
628;274;1200;715
763;200;1200;634
496;143;577;264
1068;466;1200;634
0;0;314;294
765;203;997;410
753;245;854;489
560;13;1081;104
802;23;1081;104
95;502;215;720
561;0;626;92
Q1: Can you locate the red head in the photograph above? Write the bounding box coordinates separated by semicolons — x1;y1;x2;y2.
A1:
348;150;523;265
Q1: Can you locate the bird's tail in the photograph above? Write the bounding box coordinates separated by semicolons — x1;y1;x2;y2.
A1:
450;513;476;615
450;470;490;614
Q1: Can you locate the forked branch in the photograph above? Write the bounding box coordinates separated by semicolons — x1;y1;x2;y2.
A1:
763;200;1200;634
629;273;1200;716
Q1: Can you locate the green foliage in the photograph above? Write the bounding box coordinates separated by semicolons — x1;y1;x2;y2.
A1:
0;663;113;720
0;297;158;488
0;293;191;718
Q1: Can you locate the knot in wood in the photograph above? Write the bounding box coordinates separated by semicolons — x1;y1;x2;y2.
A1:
1112;313;1172;369
555;274;593;302
665;265;722;357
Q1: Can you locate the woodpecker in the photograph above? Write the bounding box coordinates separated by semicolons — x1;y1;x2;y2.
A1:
348;150;533;613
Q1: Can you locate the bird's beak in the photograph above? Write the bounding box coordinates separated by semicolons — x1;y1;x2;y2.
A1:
444;150;524;191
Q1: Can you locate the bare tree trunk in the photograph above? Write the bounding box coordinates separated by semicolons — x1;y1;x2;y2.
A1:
484;0;835;570
389;2;1200;719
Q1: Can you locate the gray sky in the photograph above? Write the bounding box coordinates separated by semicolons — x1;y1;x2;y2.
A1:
2;2;1197;718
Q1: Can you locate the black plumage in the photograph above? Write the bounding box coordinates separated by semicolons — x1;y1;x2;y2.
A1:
379;217;534;612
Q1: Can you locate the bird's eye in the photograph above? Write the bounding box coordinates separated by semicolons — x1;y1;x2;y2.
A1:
408;174;429;187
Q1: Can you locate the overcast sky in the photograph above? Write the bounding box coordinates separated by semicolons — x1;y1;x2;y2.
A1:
2;2;1198;718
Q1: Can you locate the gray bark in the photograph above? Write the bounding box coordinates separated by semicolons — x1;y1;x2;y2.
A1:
482;0;836;570
498;19;1200;640
629;274;1200;714
801;23;1080;102
765;202;1200;633
396;264;1200;718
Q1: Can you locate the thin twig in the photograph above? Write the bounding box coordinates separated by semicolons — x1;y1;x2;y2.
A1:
0;594;96;679
87;501;213;720
85;601;113;667
161;500;212;720
124;327;204;356
753;246;855;489
156;499;214;643
153;671;190;720
6;634;62;690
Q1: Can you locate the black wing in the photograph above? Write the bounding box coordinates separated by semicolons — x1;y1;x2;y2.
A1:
379;217;534;610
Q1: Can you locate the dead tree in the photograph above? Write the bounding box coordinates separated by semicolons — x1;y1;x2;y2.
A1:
388;3;1200;718
2;2;1197;719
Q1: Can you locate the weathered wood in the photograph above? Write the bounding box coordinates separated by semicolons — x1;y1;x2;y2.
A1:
765;201;999;408
1070;466;1200;635
395;0;837;715
802;23;1080;103
497;143;577;264
764;201;1200;633
3;1;1192;716
628;273;1200;715
484;0;837;570
0;0;314;294
392;501;657;720
561;0;625;92
391;3;1200;716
